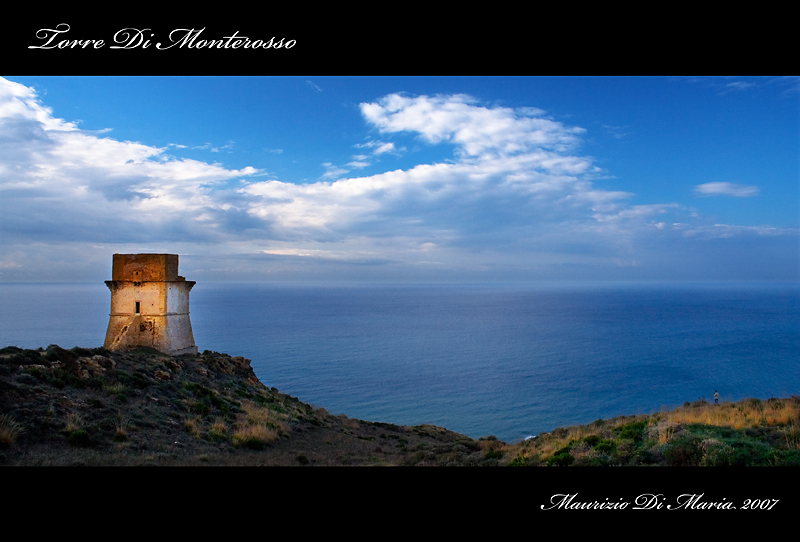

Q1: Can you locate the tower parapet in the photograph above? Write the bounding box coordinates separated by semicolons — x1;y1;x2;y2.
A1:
103;254;198;355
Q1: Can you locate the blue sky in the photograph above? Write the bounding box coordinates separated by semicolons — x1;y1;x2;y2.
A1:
0;76;797;282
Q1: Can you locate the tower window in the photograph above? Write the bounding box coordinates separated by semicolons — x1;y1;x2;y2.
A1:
135;301;140;314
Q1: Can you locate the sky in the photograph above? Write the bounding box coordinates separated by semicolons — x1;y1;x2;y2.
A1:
0;75;797;283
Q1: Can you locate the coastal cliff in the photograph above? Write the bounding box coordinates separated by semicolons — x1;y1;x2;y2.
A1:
0;345;495;466
2;344;798;466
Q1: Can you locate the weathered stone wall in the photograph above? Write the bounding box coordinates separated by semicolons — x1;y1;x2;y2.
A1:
166;282;192;315
112;253;179;282
107;280;167;317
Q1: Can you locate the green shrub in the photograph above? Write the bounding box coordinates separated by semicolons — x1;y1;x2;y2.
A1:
553;445;572;456
185;382;227;412
190;402;210;416
484;449;503;460
664;435;703;466
116;370;151;389
208;429;227;442
594;439;616;453
508;455;529;467
583;435;600;447
547;452;575;467
614;421;647;442
8;350;45;366
632;448;659;465
777;450;800;466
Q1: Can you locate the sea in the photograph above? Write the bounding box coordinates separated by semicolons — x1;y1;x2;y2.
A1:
1;281;798;443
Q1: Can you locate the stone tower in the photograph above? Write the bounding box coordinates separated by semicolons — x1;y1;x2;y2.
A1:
103;253;198;355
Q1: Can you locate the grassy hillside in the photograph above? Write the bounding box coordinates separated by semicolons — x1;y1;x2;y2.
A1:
502;396;800;466
1;344;798;466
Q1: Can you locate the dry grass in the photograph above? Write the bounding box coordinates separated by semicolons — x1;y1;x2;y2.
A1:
782;423;800;449
650;420;680;444
0;414;24;448
209;418;228;441
231;401;288;448
65;412;84;433
184;416;202;438
243;401;290;432
104;382;127;395
502;397;800;466
114;415;129;441
231;424;278;447
664;399;800;430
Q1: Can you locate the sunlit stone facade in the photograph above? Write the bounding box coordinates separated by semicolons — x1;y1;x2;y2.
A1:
103;254;198;355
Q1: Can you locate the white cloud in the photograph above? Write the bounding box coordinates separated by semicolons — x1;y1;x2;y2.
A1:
360;93;585;158
354;140;397;155
0;78;795;282
319;162;350;180
693;182;760;197
372;142;396;155
725;81;756;91
0;77;259;244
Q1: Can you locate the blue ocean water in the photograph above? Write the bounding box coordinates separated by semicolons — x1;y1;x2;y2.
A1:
1;281;798;442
